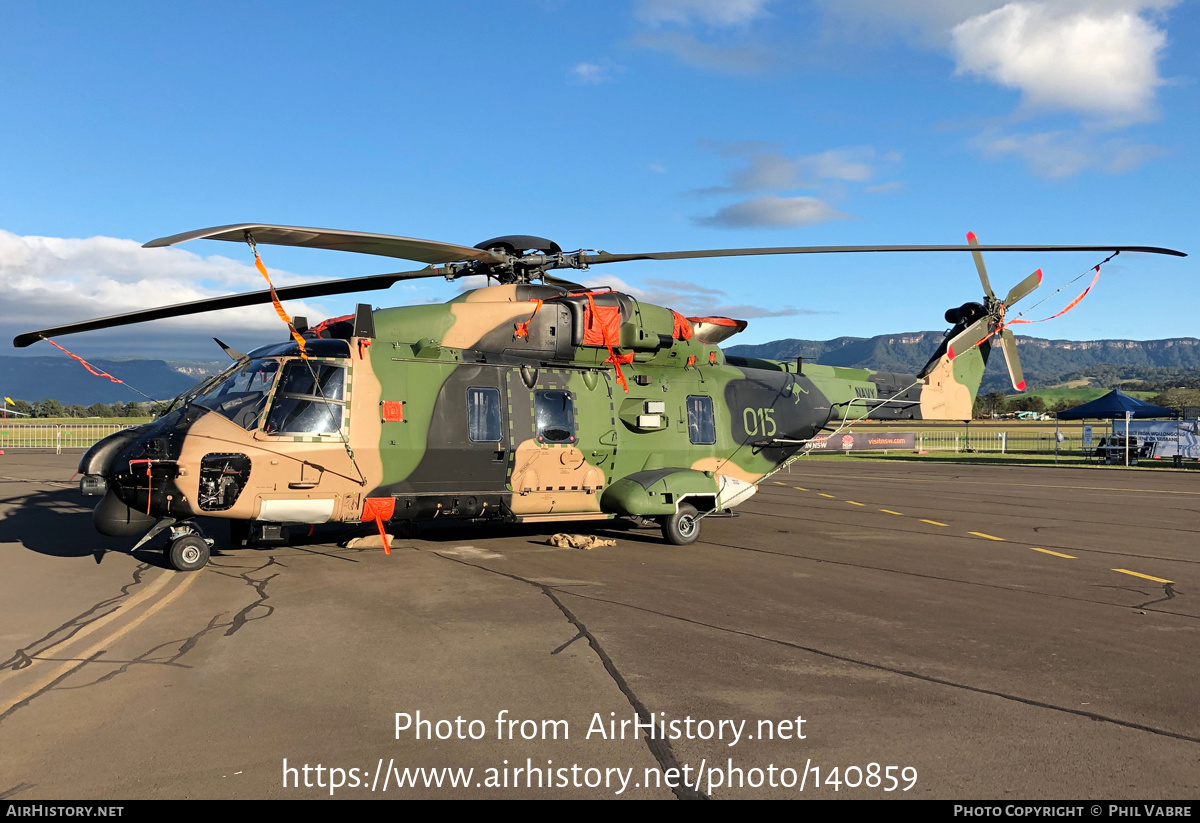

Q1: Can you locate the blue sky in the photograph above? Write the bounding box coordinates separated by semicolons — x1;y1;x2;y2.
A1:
0;0;1195;360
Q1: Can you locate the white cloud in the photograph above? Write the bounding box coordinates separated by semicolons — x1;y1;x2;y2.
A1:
579;273;826;319
693;144;897;195
635;0;771;27
569;61;622;84
0;231;339;353
951;2;1170;124
694;196;849;228
631;31;775;74
976;128;1168;177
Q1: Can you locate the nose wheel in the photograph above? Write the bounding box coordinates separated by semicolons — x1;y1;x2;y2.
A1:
165;526;213;572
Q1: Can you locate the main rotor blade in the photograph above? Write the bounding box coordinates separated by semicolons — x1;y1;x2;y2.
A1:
144;224;506;266
966;231;996;301
577;243;1186;266
12;267;435;347
946;317;992;362
1004;268;1042;308
1001;328;1026;392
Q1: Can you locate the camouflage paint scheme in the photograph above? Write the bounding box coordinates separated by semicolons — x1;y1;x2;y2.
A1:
80;283;991;539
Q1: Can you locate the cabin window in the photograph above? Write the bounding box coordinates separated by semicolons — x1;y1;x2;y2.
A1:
467;387;502;442
534;390;576;444
265;361;346;435
687;395;716;445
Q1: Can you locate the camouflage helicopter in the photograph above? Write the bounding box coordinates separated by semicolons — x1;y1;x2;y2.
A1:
13;225;1185;571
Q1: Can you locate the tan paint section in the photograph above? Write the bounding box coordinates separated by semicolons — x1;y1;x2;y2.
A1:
172;357;374;524
445;301;535;349
461;285;524;303
689;457;763;485
345;342;384;518
918;355;972;420
508;439;604;515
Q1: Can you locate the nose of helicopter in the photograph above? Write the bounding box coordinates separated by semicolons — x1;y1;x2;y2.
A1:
79;414;186;537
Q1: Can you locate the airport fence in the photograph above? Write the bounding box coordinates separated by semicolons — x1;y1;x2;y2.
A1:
0;423;132;454
917;430;1088;455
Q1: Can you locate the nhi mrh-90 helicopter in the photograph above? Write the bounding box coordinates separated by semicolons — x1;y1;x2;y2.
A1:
14;225;1184;571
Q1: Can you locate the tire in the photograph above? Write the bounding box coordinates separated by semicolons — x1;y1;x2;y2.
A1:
661;503;701;546
166;535;210;572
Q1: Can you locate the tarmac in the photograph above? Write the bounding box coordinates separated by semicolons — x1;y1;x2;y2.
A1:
0;451;1197;800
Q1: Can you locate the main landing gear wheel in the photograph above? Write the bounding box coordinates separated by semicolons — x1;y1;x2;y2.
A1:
661;503;701;546
166;534;210;572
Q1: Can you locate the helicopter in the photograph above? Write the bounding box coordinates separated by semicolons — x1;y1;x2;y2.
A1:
12;224;1185;571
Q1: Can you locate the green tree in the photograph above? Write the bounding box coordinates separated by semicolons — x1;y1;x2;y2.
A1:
86;403;112;418
1150;387;1200;415
122;401;144;418
982;391;1007;418
38;398;64;418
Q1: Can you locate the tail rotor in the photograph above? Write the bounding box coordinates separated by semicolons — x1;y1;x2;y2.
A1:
946;232;1042;392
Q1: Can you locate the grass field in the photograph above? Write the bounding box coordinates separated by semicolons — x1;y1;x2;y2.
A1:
0;419;141;449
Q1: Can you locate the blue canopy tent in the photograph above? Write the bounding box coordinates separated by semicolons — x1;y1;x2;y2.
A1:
1055;390;1178;421
1055;390;1178;464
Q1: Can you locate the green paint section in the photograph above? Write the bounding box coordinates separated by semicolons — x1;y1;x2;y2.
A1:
602;469;719;516
952;342;988;398
370;342;460;488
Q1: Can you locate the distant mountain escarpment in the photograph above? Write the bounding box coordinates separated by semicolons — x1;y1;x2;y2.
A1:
724;334;1200;392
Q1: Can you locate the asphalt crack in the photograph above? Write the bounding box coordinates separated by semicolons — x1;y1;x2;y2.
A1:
427;548;708;800
0;563;151;673
0;557;282;721
548;584;1200;748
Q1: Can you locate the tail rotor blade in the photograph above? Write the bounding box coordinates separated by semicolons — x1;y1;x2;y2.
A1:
966;231;996;301
1001;328;1026;392
1004;268;1042;308
946;316;992;361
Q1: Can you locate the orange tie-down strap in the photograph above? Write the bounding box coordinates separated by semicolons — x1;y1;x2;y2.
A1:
362;496;396;555
44;338;126;384
514;299;543;339
971;266;1102;350
255;253;308;358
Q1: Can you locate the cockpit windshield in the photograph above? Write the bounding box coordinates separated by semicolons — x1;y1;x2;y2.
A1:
190;359;281;430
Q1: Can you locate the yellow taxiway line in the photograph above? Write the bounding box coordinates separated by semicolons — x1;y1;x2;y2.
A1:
0;569;174;687
1112;569;1173;584
0;571;200;718
1030;548;1076;559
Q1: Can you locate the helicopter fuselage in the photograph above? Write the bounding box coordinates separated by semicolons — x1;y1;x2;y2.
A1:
79;283;990;555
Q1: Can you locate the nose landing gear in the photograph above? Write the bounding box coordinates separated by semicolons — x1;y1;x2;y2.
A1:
165;523;214;571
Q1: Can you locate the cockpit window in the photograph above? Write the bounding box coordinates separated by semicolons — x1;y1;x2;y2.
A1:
265;361;346;435
190;359;280;431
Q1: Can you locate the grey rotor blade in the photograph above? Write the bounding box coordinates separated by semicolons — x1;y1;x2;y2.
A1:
577;243;1185;267
144;224;505;266
946;316;992;362
966;232;996;301
1001;328;1026;392
13;267;435;347
1004;268;1043;308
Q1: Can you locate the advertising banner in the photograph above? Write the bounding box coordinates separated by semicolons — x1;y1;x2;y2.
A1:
803;432;916;452
1127;420;1200;459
